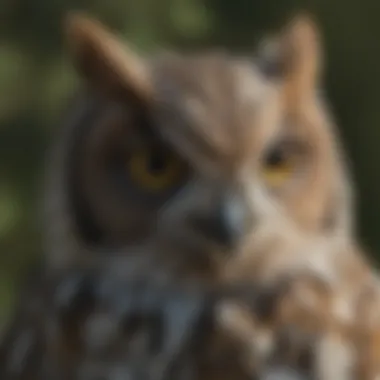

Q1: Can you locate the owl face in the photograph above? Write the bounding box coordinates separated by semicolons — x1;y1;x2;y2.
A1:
48;14;352;270
149;53;334;260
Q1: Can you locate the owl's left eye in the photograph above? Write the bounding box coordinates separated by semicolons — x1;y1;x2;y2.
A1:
261;145;295;187
127;146;187;192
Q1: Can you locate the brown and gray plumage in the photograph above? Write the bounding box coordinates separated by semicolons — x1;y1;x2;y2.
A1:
0;259;331;380
0;255;261;380
3;10;380;380
49;13;380;379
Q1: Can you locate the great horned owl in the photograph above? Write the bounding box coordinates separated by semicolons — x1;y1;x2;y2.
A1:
2;10;378;380
40;11;368;379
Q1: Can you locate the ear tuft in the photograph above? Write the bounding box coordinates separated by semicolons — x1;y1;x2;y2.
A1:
64;11;100;47
281;12;322;97
63;12;153;102
64;12;109;73
258;12;322;101
283;13;321;71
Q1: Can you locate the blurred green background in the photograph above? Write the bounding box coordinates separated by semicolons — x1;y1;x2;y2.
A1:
1;0;380;321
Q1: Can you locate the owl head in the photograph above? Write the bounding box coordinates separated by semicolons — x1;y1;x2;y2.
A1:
44;13;354;277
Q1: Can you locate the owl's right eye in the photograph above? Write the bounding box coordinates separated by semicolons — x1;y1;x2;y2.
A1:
261;144;296;188
127;145;187;192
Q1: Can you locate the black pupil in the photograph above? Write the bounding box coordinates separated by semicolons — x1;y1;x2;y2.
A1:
147;149;168;174
266;148;286;167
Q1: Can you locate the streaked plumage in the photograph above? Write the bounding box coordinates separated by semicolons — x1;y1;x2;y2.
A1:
2;11;380;380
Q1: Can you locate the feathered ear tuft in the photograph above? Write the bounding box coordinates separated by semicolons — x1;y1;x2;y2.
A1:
258;12;322;100
281;13;322;94
64;12;153;102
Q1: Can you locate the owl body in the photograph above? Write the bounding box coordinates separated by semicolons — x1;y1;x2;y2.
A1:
0;255;259;380
221;243;380;380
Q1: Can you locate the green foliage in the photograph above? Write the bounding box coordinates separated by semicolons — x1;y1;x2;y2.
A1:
1;0;380;323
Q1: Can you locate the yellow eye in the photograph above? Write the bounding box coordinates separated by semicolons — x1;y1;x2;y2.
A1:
128;147;185;192
261;148;294;187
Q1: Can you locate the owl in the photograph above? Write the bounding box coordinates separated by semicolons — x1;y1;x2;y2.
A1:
41;13;372;372
53;12;380;380
2;10;379;380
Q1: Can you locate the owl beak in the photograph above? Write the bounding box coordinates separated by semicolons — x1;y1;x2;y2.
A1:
192;195;250;249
